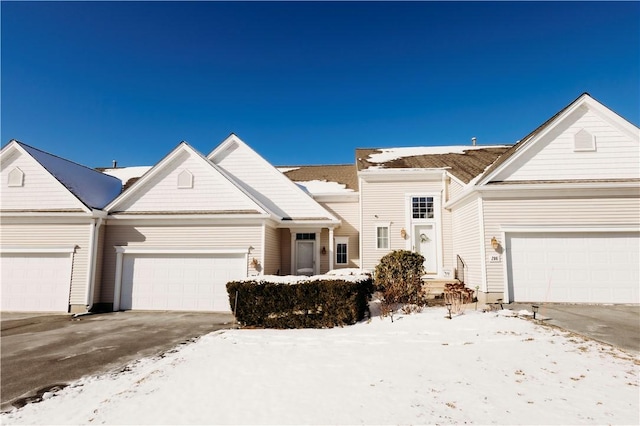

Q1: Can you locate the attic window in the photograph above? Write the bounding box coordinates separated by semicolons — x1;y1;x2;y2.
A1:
7;167;24;187
177;170;193;189
574;129;596;152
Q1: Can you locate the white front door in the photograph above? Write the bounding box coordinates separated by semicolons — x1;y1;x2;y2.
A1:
296;241;315;276
414;224;437;274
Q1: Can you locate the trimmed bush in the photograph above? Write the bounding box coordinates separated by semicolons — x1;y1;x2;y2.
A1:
226;277;374;329
374;250;428;316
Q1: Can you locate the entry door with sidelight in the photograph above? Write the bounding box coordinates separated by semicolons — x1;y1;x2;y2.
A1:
414;224;437;274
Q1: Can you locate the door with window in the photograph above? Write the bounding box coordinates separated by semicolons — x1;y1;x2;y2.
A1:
296;241;314;275
409;195;439;274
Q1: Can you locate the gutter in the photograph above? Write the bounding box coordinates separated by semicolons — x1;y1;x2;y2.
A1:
85;216;104;311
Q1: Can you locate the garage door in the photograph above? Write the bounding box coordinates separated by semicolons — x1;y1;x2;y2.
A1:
506;232;640;303
120;253;246;311
0;253;72;312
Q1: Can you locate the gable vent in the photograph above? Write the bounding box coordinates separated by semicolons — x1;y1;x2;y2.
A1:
177;169;194;189
7;167;24;187
574;129;596;152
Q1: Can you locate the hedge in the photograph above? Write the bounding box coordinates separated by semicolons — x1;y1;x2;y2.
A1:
226;277;374;328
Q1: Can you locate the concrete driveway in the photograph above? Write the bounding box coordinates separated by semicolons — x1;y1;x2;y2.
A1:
1;311;235;411
508;303;640;355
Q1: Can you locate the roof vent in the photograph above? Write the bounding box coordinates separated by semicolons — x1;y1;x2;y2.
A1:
112;160;117;168
574;129;596;152
471;137;477;146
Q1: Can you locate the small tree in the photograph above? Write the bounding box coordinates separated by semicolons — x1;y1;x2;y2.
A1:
374;250;427;319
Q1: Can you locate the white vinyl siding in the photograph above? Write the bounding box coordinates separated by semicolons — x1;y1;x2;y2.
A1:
0;149;85;211
101;224;261;303
263;224;281;275
450;195;483;289
211;140;335;220
114;150;259;213
0;222;91;307
498;109;640;181
482;196;640;294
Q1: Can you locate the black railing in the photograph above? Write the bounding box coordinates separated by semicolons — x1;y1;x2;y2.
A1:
455;254;466;284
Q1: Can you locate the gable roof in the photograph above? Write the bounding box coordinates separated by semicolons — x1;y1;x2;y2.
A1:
279;164;359;194
208;134;339;223
356;145;512;184
476;93;640;185
2;140;122;210
105;141;269;216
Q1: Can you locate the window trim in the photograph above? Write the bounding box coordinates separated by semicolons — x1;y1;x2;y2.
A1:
335;236;348;265
375;224;390;250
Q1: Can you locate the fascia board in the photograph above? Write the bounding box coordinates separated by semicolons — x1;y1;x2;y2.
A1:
312;193;359;203
114;246;251;255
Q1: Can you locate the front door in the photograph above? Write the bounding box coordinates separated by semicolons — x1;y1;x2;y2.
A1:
414;224;437;274
296;241;315;276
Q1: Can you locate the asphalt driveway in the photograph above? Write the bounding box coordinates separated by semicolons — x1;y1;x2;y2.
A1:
508;303;640;355
1;311;235;411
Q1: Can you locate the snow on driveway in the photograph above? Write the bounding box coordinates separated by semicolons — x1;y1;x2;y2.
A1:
2;308;638;425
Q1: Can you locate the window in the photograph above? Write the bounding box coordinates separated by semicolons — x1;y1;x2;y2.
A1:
335;237;348;265
296;233;316;240
412;197;434;219
376;226;389;249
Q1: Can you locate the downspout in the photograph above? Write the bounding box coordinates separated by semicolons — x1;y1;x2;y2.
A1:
85;217;103;312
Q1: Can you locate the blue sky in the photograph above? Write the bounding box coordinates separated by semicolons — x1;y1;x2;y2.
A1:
2;1;639;168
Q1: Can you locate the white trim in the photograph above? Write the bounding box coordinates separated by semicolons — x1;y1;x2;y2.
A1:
329;228;335;270
85;218;103;309
114;246;251;255
500;224;640;233
334;235;348;266
313;193;359;203
260;223;266;276
358;168;447;183
478;198;488;293
358;176;364;271
0;245;77;254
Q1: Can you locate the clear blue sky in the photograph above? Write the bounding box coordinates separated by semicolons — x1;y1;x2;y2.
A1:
2;1;639;168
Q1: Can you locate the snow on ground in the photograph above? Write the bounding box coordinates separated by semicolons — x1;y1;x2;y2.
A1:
2;308;638;425
366;145;510;164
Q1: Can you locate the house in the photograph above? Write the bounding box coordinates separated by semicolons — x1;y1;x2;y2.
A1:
1;93;638;313
0;141;121;313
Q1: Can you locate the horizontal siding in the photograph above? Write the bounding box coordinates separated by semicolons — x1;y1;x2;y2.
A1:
1;149;84;211
100;224;262;303
213;142;333;219
116;150;258;212
0;222;91;306
451;196;483;289
321;200;360;269
263;225;281;275
360;180;443;271
483;197;640;293
504;109;640;181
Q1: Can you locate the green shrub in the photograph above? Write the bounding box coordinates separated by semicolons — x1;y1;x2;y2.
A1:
374;250;427;317
226;277;374;328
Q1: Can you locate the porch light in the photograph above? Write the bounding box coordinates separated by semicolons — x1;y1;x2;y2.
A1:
400;228;407;239
321;246;327;255
445;303;452;319
532;305;539;320
251;258;259;268
491;237;500;250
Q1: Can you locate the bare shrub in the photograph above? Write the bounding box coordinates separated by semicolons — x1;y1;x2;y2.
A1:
443;283;474;315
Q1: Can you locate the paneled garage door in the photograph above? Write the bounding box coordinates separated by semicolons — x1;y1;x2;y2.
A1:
0;253;72;312
120;253;246;312
506;232;640;303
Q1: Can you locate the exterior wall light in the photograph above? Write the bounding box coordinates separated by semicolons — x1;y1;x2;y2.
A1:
491;236;500;251
251;258;259;268
321;246;327;255
400;228;407;239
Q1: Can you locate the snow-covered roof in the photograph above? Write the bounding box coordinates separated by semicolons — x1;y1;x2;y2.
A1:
365;145;510;164
18;142;122;209
295;180;355;196
101;166;152;185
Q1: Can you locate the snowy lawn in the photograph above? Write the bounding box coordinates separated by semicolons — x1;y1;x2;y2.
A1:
2;307;638;425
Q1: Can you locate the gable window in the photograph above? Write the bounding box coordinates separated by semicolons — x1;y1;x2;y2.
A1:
296;233;316;240
335;237;348;265
376;226;389;249
412;197;434;219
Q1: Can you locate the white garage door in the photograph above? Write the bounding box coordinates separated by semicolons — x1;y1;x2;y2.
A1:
506;232;640;303
120;253;246;312
0;253;72;312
